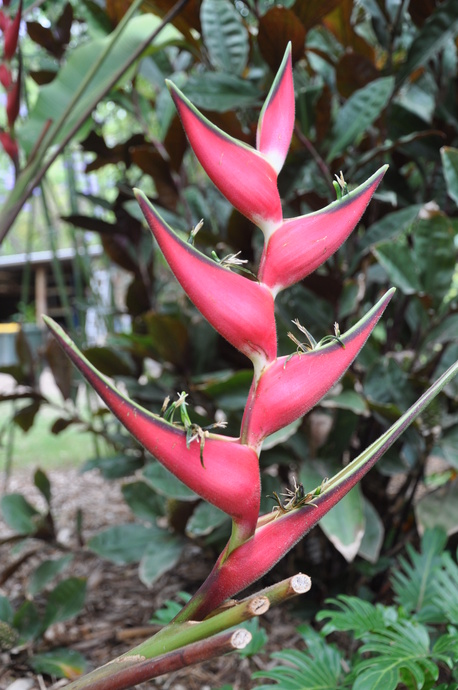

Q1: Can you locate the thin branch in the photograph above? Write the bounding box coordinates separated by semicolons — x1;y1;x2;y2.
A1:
64;629;251;690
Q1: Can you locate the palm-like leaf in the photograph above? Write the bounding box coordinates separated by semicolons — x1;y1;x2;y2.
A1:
431;551;458;625
316;595;388;639
354;619;440;690
253;627;343;690
391;528;448;623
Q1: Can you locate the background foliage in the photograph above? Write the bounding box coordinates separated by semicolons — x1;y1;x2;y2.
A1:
1;0;457;682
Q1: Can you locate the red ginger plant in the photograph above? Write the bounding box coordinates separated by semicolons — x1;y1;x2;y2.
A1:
44;44;457;687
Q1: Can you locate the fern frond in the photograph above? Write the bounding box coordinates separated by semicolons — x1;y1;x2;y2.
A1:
391;528;448;623
353;619;440;690
316;594;387;638
253;627;344;690
432;625;458;665
431;552;458;625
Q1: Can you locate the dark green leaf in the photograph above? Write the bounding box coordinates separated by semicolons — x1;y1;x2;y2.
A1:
434;344;458;400
42;578;87;629
34;468;51;505
358;499;384;563
13;601;41;641
51;417;76;434
327;77;395;160
88;523;157;564
81;455;144;479
143;462;198;501
198;369;252;411
122;481;165;522
0;494;41;535
413;216;456;304
30;648;86;679
0;596;13;623
83;346;134;377
13;401;41;432
28;556;74;597
200;0;249;75
358;205;422;251
186;501;228;537
182;73;260;112
374;239;422;294
321;390;369;416
441;146;458;205
415;479;458;538
422;314;458;352
139;532;185;586
263;419;302;450
396;0;458;85
140;312;189;366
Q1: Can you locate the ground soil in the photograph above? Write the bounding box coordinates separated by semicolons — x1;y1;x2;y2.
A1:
0;467;305;690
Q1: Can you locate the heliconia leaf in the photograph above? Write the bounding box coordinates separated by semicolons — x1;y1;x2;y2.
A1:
42;316;261;538
241;289;395;449
183;359;458;620
167;81;283;233
256;43;295;173
258;166;388;295
135;190;277;371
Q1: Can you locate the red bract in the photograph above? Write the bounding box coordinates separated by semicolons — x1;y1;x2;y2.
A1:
176;359;458;622
256;44;294;174
0;11;9;33
0;63;11;88
135;190;277;371
168;81;283;233
241;289;394;449
6;64;20;128
3;0;21;61
0;130;18;162
258;166;388;294
43;317;260;538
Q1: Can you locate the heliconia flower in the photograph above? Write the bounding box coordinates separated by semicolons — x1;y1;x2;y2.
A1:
241;289;395;449
135;190;277;372
3;0;21;61
175;359;458;622
42;316;261;539
0;63;12;88
167;81;282;234
0;130;18;162
256;43;294;174
258;166;388;295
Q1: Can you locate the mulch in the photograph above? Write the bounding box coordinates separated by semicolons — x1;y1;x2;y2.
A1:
0;468;307;690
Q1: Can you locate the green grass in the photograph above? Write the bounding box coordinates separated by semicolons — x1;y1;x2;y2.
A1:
1;404;110;473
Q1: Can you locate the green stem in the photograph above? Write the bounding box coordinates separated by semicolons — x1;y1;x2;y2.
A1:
40;182;73;331
64;629;251;690
62;573;310;689
31;0;144;164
